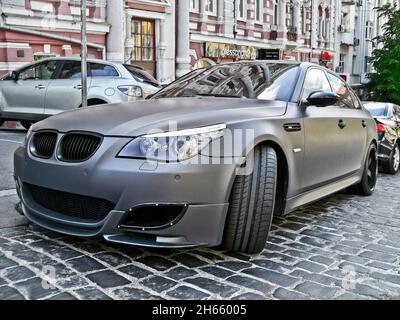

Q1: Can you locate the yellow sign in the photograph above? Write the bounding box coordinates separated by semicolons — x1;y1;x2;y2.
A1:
205;42;257;60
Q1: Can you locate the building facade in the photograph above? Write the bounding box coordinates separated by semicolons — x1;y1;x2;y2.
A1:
0;0;398;84
180;0;336;74
0;0;109;76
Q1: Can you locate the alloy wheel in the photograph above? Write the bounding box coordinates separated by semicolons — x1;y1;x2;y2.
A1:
393;145;400;172
367;151;378;191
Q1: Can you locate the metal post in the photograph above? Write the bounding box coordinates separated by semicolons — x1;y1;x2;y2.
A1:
81;0;88;108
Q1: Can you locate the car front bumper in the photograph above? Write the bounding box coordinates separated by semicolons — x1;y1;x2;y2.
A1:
14;138;240;248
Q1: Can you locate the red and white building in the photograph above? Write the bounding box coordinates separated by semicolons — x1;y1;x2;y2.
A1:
0;0;109;76
5;0;380;84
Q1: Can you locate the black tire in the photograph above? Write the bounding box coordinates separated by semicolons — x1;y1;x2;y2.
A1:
382;143;400;175
20;121;32;130
352;143;378;196
222;145;277;254
0;119;4;127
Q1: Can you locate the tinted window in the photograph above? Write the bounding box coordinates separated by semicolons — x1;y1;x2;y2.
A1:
59;61;82;79
124;64;159;87
301;68;332;100
364;103;389;117
326;72;356;108
90;63;119;77
153;63;300;102
18;61;57;81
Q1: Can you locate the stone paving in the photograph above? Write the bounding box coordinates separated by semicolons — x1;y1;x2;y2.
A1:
1;173;400;300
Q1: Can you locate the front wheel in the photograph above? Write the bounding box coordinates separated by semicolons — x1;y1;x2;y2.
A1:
222;145;277;254
382;143;400;175
352;143;378;196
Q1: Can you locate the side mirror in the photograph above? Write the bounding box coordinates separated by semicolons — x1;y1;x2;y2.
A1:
305;91;339;107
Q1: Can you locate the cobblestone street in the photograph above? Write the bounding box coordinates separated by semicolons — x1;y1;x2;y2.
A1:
1;165;400;300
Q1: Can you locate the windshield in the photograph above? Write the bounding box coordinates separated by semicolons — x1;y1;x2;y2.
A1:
124;64;159;87
152;63;300;101
364;103;389;117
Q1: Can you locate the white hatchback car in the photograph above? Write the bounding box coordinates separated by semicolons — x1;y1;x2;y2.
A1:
0;58;161;129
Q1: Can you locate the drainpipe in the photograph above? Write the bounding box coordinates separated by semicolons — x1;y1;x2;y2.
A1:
0;21;106;59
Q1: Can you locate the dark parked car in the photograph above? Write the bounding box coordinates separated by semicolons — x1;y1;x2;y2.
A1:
14;61;378;254
364;102;400;174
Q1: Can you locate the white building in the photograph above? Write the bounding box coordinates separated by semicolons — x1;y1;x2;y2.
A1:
333;0;400;85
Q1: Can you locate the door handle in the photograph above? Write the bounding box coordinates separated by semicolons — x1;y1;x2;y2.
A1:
362;120;367;128
35;84;46;90
338;119;346;129
74;85;82;90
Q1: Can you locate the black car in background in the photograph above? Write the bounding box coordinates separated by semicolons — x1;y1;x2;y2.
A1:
364;102;400;174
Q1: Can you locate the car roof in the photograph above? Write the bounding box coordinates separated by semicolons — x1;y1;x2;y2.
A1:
33;57;120;66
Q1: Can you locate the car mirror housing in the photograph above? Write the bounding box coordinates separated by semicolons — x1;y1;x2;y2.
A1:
306;91;339;107
11;71;18;81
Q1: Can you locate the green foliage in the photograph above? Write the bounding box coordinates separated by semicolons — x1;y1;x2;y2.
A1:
368;3;400;104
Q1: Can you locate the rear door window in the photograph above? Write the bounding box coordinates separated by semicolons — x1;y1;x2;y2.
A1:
58;61;83;79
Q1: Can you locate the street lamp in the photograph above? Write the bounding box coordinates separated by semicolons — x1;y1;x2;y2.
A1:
81;0;88;109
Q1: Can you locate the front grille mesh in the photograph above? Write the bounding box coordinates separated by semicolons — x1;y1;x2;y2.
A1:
32;132;57;158
25;183;115;221
59;134;101;162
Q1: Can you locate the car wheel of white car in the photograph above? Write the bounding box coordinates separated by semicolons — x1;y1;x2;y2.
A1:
223;145;277;254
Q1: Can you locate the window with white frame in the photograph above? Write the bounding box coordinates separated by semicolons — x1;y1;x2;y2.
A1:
287;1;295;28
338;54;345;73
301;5;306;34
255;0;263;22
237;0;246;19
190;0;199;12
205;0;217;15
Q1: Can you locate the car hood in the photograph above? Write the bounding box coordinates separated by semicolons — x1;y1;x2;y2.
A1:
32;97;287;137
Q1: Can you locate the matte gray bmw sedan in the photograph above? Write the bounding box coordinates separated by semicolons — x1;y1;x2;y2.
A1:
14;61;378;254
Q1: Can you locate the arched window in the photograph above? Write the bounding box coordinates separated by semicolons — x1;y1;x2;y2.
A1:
273;0;279;25
324;8;330;39
318;6;323;37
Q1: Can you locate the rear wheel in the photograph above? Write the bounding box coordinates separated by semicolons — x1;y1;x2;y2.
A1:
222;145;277;254
20;121;32;130
382;143;400;175
352;143;378;196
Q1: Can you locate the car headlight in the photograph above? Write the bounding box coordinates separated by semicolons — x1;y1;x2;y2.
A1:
118;85;143;97
118;124;226;162
23;128;33;147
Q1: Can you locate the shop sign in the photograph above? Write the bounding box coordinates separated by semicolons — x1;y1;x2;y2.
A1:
205;42;257;60
257;49;280;60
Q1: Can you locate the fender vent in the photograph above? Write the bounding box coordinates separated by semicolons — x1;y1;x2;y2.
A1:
283;123;302;132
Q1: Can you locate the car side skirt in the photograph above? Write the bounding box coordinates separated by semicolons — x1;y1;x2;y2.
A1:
284;170;361;215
